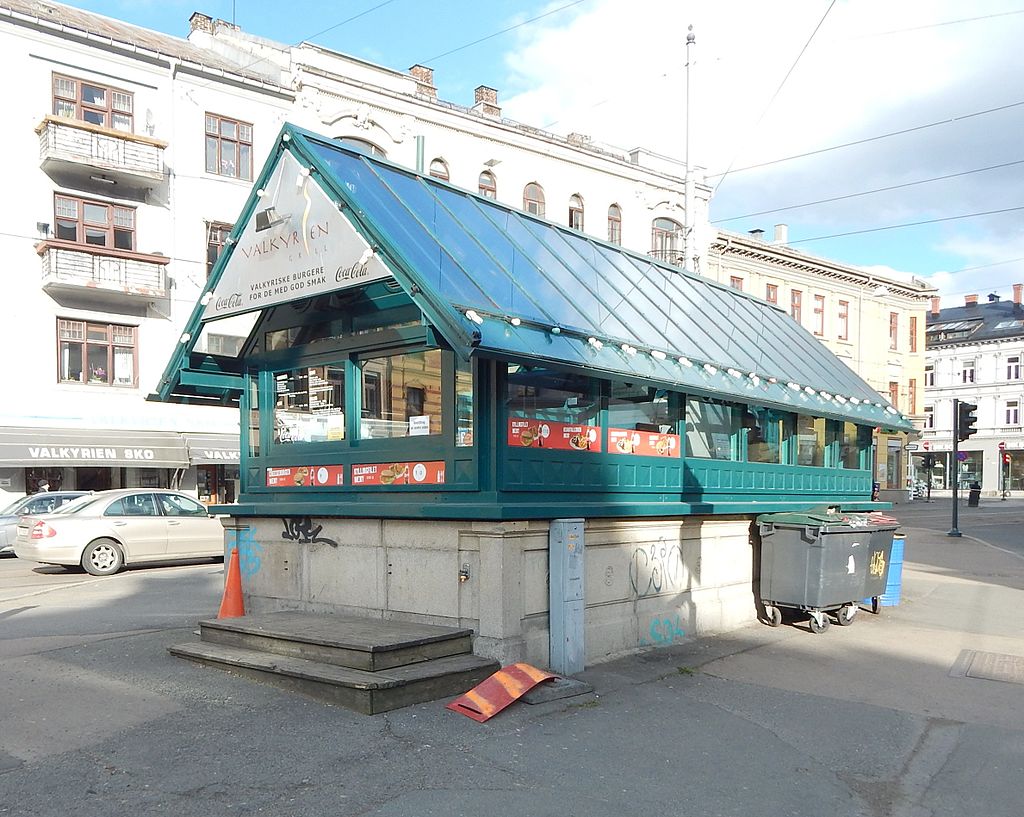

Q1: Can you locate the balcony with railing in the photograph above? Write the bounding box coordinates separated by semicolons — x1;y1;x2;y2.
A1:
36;116;167;193
37;240;170;305
648;248;685;268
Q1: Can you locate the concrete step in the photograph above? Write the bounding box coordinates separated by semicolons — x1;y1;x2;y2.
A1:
198;611;475;671
169;640;500;715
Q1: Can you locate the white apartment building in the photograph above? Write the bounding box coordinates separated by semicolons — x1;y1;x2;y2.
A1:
921;287;1024;496
707;226;935;502
0;1;712;505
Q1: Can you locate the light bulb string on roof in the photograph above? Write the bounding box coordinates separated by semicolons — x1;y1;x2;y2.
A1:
455;306;903;416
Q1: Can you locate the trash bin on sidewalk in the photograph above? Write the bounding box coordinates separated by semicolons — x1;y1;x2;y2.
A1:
757;511;896;634
968;481;981;507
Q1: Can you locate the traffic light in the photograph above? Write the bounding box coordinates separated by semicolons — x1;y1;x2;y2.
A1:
922;453;936;470
957;401;978;442
1004;453;1012;465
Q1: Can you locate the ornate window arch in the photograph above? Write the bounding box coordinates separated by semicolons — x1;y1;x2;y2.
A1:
429;158;449;181
523;183;545;217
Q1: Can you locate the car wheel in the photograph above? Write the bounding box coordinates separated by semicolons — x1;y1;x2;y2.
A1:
81;539;124;576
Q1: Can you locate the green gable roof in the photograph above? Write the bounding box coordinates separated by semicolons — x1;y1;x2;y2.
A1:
151;123;912;432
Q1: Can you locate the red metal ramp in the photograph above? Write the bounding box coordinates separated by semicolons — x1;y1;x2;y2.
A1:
446;662;556;722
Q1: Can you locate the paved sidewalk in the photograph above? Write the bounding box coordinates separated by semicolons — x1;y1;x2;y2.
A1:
1;524;1022;817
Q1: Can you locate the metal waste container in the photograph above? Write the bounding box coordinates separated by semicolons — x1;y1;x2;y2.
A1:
757;511;896;634
967;481;981;507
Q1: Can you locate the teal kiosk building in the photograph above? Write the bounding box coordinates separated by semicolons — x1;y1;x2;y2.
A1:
153;125;913;667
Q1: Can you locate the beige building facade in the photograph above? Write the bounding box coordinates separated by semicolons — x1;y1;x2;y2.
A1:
707;226;935;502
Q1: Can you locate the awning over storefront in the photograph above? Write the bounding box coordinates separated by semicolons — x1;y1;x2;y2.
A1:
183;432;240;464
0;427;190;468
152;123;914;432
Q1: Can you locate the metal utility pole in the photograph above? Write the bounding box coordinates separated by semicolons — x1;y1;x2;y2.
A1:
949;398;961;537
682;25;696;274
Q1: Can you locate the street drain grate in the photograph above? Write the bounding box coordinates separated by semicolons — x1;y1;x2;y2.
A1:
950;650;1024;685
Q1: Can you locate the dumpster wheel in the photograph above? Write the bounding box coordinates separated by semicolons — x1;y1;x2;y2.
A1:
764;605;783;627
808;611;830;634
834;604;857;626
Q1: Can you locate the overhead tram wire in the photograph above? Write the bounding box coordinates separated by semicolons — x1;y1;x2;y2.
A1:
713;158;1024;223
417;0;589;63
787;205;1024;246
711;0;836;196
705;99;1024;180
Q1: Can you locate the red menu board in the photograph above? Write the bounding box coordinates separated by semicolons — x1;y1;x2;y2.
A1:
265;465;345;487
351;461;446;486
608;428;681;458
507;419;602;452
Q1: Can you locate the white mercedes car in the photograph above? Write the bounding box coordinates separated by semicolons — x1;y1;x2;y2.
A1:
15;489;224;576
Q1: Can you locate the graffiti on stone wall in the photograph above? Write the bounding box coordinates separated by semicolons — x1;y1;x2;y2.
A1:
639;615;687;647
227;527;263;577
629;538;684;598
281;517;339;548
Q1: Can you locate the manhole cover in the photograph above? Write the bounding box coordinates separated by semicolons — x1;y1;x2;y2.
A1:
950;650;1024;685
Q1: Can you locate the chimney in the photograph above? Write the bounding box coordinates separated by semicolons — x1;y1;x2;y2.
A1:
748;228;765;241
965;294;978;306
408;65;437;99
1014;283;1023;306
772;223;788;244
930;296;941;316
473;85;501;118
189;12;214;33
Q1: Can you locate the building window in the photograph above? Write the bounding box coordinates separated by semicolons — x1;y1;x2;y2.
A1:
206;221;233;279
523;183;546;217
428;159;449;181
795;415;825;467
339;137;386;157
838;300;849;340
790;290;802;323
478;170;496;198
58;319;137;387
607;204;622;244
962;360;975;384
889;312;899;350
924;405;933;429
925;365;935;386
651;218;683;266
813;294;825;336
568;195;584;231
909;316;918;352
1008;356;1021;380
1007;400;1020;425
908;378;917;415
888;381;900;409
53;73;133;132
729;276;743;291
54;195;135;250
205;113;252;181
765;284;778;305
743;406;784;464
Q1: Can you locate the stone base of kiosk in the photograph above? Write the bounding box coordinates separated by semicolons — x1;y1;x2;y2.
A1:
220;515;755;669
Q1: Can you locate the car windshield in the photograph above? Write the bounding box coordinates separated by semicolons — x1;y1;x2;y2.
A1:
0;496;30;515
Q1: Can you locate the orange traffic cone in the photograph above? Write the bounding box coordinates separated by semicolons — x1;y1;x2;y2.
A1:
218;548;245;619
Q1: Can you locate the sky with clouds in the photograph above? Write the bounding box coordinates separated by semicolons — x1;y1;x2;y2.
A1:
61;0;1024;302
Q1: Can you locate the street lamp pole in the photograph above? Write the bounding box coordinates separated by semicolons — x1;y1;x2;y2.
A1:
949;398;962;537
683;25;695;273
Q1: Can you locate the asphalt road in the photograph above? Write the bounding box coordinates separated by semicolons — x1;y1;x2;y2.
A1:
890;496;1024;558
1;512;1021;817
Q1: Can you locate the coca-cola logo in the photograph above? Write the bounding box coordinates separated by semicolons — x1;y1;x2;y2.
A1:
215;293;243;311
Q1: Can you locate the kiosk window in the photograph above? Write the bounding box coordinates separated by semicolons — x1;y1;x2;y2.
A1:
273;365;345;444
506;366;598;425
743;406;786;464
796;415;826;467
456;360;474;447
837;422;869;469
685;398;739;460
360;350;442;439
608;382;681;432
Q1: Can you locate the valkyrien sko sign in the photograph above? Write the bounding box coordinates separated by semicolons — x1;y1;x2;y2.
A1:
202;152;393;321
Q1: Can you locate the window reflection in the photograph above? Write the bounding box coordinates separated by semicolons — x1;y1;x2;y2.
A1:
685;398;738;459
608;382;680;432
506;365;598;425
743;406;785;464
360;350;442;439
796;415;825;466
274;366;345;444
456;359;474;447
